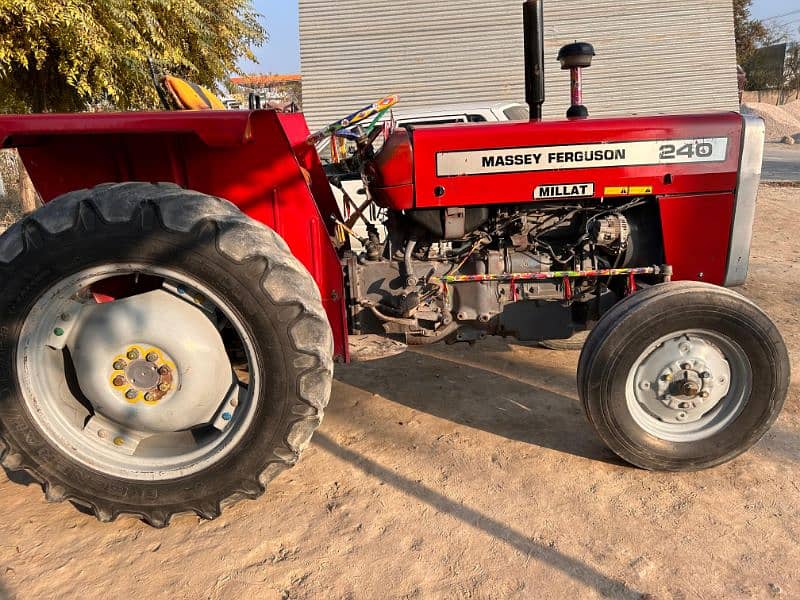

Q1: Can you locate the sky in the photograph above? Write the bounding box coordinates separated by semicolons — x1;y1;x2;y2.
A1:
239;0;798;75
239;0;300;74
750;0;800;39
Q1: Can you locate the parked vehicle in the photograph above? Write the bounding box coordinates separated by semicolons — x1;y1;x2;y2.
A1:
0;0;787;526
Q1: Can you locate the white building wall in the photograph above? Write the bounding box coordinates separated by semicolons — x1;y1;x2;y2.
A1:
299;0;739;129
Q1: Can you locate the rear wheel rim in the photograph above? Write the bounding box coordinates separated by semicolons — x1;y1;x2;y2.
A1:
17;263;261;481
625;329;751;442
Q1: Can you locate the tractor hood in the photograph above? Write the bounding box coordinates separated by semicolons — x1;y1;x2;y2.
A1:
367;112;750;211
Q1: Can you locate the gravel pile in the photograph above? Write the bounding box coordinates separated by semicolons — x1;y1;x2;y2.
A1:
742;102;800;142
783;99;800;124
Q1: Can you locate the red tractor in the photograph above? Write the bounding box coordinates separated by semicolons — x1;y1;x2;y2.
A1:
0;2;789;526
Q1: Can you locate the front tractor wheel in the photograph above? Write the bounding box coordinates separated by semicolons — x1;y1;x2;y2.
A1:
578;282;789;471
0;183;333;526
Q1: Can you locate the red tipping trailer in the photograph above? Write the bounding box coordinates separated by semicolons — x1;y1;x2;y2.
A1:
1;110;351;361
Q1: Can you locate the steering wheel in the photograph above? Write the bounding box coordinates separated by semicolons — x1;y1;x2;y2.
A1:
307;95;399;145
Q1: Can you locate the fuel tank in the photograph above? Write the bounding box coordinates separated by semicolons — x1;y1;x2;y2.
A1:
366;112;745;211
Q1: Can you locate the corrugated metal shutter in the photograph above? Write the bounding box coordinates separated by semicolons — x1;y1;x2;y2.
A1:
299;0;739;130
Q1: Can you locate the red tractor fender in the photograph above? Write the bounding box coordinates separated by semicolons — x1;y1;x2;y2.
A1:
0;110;350;361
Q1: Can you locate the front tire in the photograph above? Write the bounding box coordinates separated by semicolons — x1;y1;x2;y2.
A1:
578;282;789;471
0;183;333;526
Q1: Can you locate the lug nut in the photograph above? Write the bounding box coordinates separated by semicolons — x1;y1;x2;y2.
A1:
144;392;154;402
146;352;159;362
158;365;171;375
678;401;691;409
125;389;137;400
113;360;127;371
680;362;692;370
158;382;170;392
112;375;126;387
700;371;711;379
127;349;140;360
662;373;673;382
699;391;710;399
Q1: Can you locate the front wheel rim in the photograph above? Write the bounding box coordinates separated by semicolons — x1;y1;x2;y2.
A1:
625;329;752;442
17;263;261;481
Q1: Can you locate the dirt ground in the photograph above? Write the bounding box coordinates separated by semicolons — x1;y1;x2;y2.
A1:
1;185;798;600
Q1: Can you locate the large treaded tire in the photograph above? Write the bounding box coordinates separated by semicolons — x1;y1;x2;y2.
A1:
578;282;789;471
0;183;333;526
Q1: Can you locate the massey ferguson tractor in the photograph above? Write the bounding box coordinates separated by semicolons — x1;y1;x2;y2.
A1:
0;1;789;527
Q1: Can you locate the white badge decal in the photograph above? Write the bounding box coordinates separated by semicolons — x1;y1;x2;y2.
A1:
534;183;595;199
436;138;729;177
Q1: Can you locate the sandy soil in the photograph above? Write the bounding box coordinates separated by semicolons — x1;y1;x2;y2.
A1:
1;186;798;600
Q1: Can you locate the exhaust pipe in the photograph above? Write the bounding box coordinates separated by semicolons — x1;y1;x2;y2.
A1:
523;0;545;121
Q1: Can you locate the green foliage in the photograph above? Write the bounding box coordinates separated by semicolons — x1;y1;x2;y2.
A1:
785;42;800;98
733;0;769;65
0;0;266;112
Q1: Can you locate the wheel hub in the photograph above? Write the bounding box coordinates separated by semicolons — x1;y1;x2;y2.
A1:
127;360;159;389
67;290;234;432
110;345;177;404
633;335;731;424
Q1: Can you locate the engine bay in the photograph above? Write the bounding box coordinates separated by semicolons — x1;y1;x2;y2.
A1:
346;196;665;344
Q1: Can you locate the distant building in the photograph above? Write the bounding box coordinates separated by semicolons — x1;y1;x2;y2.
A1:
299;0;739;130
230;74;302;111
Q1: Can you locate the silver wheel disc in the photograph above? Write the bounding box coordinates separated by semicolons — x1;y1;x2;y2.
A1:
625;329;751;442
17;264;260;481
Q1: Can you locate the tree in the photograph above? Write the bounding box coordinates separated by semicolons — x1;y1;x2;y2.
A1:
785;41;800;100
733;0;769;64
0;0;267;113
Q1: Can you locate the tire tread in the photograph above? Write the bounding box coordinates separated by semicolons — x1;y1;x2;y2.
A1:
0;183;333;526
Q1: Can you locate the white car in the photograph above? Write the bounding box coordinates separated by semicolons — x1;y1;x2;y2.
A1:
322;101;529;249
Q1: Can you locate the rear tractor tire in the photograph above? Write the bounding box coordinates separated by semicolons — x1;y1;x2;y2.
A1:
0;183;333;526
578;282;789;471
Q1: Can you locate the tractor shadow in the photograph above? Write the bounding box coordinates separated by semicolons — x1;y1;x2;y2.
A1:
314;430;641;598
1;467;35;486
336;339;623;465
